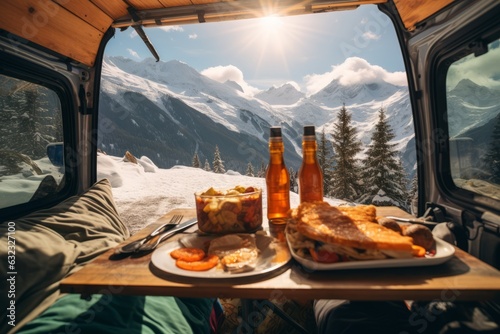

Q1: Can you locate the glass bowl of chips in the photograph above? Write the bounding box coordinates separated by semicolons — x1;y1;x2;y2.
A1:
195;186;263;234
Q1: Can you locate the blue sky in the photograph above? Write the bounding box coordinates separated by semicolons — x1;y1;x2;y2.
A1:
105;5;406;94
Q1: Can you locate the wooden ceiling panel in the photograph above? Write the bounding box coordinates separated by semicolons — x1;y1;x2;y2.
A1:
131;0;227;10
394;0;455;30
0;0;102;66
190;0;229;4
54;0;112;33
128;0;165;10
90;0;129;20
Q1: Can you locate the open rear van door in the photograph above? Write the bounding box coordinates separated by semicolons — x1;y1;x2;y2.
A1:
380;0;500;268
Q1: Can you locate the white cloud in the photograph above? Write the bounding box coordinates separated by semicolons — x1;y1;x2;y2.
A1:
304;57;407;95
304;71;335;96
202;65;243;84
189;34;198;39
158;25;184;32
363;31;380;40
201;65;260;96
130;30;138;38
127;48;140;59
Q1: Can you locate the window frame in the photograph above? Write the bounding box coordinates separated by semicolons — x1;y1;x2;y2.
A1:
0;52;78;221
431;13;500;215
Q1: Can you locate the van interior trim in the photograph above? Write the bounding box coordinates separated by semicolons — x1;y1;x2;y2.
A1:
111;0;386;29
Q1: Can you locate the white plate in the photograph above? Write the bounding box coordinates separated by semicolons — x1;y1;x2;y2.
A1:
287;234;455;271
151;234;291;278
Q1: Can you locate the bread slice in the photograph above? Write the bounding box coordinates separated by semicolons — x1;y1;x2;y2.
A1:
290;202;414;252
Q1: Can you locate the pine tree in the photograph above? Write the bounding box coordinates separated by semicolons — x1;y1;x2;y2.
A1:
246;162;255;177
408;172;419;214
360;107;409;209
3;84;61;159
212;145;226;174
483;113;500;183
203;159;211;171
257;161;267;178
289;167;297;192
330;104;363;201
192;152;201;168
318;128;333;196
0;91;21;152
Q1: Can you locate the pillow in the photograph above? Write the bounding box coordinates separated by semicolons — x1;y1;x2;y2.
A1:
0;179;129;334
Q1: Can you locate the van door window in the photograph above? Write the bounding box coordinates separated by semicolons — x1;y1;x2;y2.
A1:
0;74;65;209
446;38;500;200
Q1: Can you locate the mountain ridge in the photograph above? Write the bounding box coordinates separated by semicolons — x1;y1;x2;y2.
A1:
99;56;415;176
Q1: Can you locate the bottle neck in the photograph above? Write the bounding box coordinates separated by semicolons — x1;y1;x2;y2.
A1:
269;137;284;152
269;137;285;163
302;136;317;163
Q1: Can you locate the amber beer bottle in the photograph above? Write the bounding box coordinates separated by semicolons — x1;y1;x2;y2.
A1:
265;127;290;224
299;125;324;203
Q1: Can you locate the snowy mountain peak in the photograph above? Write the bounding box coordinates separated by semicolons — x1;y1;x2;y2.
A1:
311;78;402;107
255;83;305;105
450;78;499;106
452;78;481;91
224;80;244;93
106;56;202;88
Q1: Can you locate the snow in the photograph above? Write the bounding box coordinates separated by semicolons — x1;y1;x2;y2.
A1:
0;150;383;234
95;153;345;233
255;83;305;105
0;157;63;208
371;189;399;207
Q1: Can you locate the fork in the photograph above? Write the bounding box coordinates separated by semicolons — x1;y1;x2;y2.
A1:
137;218;197;252
115;214;183;254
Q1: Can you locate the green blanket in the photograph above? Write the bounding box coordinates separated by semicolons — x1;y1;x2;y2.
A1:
17;294;212;334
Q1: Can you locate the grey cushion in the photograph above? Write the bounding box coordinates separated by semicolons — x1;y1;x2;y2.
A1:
0;179;129;333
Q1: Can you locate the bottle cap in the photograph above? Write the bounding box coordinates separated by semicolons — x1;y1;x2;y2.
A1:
270;127;282;137
303;125;315;136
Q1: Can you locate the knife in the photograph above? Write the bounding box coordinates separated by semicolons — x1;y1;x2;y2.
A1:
385;216;438;226
137;218;198;252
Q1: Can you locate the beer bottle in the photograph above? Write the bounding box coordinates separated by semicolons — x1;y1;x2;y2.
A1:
265;127;290;223
299;125;324;203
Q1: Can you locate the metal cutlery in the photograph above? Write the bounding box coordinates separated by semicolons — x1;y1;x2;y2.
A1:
137;218;198;252
385;216;438;226
115;214;183;254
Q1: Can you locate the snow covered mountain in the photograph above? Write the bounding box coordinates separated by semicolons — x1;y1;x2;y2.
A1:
255;83;305;105
311;79;401;107
447;78;500;137
98;56;414;175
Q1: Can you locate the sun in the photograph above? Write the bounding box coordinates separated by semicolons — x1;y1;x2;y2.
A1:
257;15;286;42
257;15;285;38
232;14;307;77
252;15;290;52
